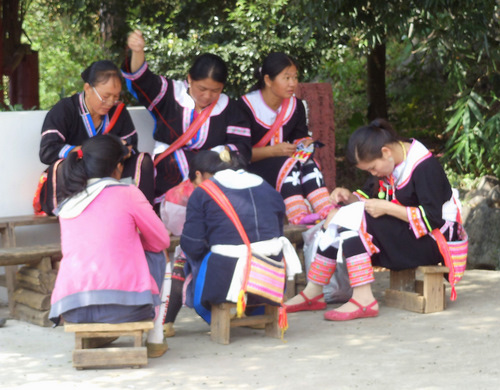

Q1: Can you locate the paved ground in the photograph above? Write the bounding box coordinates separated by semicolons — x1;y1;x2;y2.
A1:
0;269;499;390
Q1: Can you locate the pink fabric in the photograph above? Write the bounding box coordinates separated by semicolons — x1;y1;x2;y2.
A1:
51;185;170;304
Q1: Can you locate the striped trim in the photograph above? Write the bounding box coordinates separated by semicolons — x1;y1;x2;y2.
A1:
241;92;297;145
41;129;65;141
246;256;285;302
358;214;380;256
284;195;308;222
306;187;331;214
121;61;148;81
227;144;238;151
148;76;168;112
346;253;374;287
308;253;336;286
51;159;64;213
407;206;429;238
133;152;145;186
227;125;251;137
418;205;433;232
121;129;138;143
173;149;189;180
276;158;298;192
59;145;74;159
355;190;369;199
397;151;432;189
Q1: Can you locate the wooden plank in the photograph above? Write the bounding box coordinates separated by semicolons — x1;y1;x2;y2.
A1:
16;267;57;294
13;303;52;327
0;215;58;227
264;305;281;339
389;269;416;291
422;273;446;313
73;330;143;339
210;303;231;345
72;347;148;369
230;314;273;328
385;289;425;313
417;265;449;274
64;321;154;333
5;266;17;314
0;244;61;265
12;288;51;311
35;257;54;271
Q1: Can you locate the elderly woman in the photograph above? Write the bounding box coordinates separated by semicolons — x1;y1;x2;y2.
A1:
38;60;154;215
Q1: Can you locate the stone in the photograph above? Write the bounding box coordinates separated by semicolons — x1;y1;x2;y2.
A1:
462;176;500;270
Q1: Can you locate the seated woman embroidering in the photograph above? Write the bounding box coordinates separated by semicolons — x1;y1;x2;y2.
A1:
285;119;463;320
165;150;301;333
238;52;334;225
49;135;170;358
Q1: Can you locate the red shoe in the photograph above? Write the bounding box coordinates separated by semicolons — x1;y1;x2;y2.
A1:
324;298;379;321
285;291;327;313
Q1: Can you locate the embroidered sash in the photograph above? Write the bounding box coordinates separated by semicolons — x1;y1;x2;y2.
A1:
254;98;290;147
154;100;217;167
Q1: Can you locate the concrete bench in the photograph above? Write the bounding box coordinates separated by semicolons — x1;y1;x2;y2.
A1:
385;265;450;313
64;321;154;369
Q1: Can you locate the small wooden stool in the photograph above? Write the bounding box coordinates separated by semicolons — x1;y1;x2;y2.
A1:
64;321;154;369
385;265;449;313
210;303;281;345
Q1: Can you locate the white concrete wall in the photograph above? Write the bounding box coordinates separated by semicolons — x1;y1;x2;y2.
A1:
0;107;155;303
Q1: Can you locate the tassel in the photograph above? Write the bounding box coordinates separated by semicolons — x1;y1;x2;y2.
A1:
236;290;246;318
278;304;288;340
450;286;457;301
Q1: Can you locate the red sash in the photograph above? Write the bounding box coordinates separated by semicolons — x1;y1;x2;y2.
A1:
254;98;290;147
154;100;217;167
199;180;287;333
103;103;126;134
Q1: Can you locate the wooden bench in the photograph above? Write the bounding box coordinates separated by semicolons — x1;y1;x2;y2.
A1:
0;215;60;314
64;321;154;369
385;265;449;313
0;242;61;317
210;303;281;345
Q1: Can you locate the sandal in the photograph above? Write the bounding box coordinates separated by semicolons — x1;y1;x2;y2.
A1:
324;298;378;321
285;291;327;313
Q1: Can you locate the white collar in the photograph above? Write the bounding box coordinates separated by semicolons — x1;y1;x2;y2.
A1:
213;169;263;189
57;177;130;219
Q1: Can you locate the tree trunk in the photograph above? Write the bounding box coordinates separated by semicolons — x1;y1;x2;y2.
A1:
367;43;388;121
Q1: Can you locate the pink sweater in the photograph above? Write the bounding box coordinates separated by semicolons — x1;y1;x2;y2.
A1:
50;185;170;311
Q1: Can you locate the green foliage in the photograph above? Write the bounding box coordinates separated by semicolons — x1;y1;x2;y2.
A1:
23;1;103;109
137;0;337;98
443;89;500;178
16;0;500;182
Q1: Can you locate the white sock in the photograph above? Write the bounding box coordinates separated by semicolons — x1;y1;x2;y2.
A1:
147;274;171;344
147;306;165;344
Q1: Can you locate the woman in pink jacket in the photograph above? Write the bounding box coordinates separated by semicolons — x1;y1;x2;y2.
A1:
49;134;170;358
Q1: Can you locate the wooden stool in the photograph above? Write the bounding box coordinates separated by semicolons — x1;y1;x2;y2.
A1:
385;265;449;313
210;303;281;345
64;321;154;369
